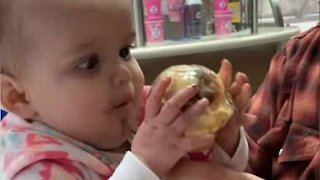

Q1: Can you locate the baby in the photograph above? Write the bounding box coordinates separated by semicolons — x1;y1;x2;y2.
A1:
0;0;253;179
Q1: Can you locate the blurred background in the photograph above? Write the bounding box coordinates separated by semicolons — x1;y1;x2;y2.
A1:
131;0;319;92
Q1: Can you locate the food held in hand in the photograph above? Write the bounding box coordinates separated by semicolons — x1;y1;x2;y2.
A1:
156;64;234;136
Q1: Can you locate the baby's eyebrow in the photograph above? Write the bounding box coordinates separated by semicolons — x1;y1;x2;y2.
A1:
72;42;95;52
57;41;96;64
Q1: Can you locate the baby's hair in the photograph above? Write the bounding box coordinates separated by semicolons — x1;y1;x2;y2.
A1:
0;0;4;73
0;0;3;41
0;0;17;75
0;0;8;74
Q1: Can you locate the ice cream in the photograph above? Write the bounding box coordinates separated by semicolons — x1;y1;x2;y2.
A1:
155;64;234;136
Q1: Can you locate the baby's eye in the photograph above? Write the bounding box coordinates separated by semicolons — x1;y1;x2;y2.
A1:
77;54;100;71
119;45;134;60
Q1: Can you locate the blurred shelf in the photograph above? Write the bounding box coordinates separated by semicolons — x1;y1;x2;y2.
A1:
132;26;300;60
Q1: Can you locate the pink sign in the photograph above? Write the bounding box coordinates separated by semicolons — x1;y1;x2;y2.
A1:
213;0;229;12
144;0;162;20
144;19;165;43
214;11;232;35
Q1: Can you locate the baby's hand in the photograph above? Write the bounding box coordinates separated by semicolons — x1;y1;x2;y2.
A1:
131;77;215;177
216;59;257;155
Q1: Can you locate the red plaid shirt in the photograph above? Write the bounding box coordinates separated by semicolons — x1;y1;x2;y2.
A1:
246;25;320;180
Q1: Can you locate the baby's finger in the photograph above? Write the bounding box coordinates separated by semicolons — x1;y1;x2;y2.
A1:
158;85;199;125
229;72;249;97
236;72;249;84
170;98;209;134
234;83;252;111
180;134;215;152
229;81;241;98
145;77;171;119
218;59;233;88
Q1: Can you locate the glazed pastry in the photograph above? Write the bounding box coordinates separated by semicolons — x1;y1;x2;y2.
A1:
155;64;234;136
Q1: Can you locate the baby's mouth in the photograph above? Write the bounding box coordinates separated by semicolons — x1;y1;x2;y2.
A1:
114;102;129;109
111;93;134;110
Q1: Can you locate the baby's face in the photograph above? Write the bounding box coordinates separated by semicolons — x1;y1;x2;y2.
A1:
14;0;144;150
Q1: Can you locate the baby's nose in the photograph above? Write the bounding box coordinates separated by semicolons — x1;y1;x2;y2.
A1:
112;64;132;86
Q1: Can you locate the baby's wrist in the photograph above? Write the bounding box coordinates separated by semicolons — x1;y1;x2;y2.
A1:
216;126;240;156
217;120;239;140
131;151;165;178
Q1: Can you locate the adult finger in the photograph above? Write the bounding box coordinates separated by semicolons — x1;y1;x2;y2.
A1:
218;59;233;88
157;84;199;125
145;77;171;119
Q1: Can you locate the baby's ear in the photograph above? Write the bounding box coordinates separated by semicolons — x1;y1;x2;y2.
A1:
1;74;36;119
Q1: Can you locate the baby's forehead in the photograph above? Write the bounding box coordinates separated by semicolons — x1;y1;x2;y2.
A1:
1;0;133;73
14;0;133;42
18;0;130;18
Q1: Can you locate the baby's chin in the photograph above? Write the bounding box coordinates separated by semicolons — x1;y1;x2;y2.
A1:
90;131;130;152
82;116;135;152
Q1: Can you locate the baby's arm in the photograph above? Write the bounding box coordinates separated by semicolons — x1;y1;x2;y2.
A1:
211;60;256;171
213;126;249;171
